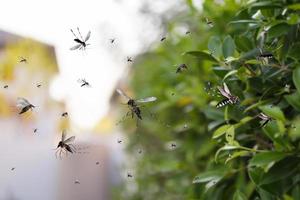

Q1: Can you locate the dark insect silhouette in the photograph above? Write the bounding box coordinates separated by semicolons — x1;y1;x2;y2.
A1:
176;63;188;73
11;167;15;171
4;85;8;89
127;173;133;178
138;149;142;154
116;89;157;121
34;128;38;133
19;57;27;63
55;130;76;159
127;56;133;62
96;161;100;165
61;112;68;117
205;18;213;27
36;83;42;88
70;27;91;50
185;30;191;35
78;79;91;87
74;180;80;184
216;83;239;108
16;98;35;114
110;38;115;43
117;139;122;144
171;143;177;148
160;36;166;42
257;112;272;127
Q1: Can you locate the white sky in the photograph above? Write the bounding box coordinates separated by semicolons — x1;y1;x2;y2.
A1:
0;0;183;129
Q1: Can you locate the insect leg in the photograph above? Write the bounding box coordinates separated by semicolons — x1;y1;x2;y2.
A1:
70;29;79;39
77;27;84;42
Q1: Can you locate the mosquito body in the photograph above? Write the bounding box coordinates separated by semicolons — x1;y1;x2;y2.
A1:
185;30;191;35
160;36;166;42
3;85;8;89
257;112;272;127
78;79;91;87
110;38;115;43
176;63;188;73
62;112;68;117
127;57;133;62
16;97;35;114
70;27;91;50
116;89;157;121
117;139;122;144
19;57;27;63
216;83;239;108
127;173;133;178
34;128;38;133
55;130;76;159
205;18;214;27
36;83;42;88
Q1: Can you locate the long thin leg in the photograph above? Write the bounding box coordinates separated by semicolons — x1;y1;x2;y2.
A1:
77;27;84;41
70;29;78;39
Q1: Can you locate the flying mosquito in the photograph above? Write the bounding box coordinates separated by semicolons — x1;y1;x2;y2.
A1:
62;112;68;117
55;130;76;159
117;89;157;121
78;79;91;87
36;83;42;88
160;36;166;42
171;143;177;148
74;180;80;184
3;85;8;89
70;27;91;50
216;83;239;108
16;97;35;114
19;57;27;63
110;38;115;43
176;63;188;73
127;173;133;178
185;30;191;35
205;18;213;27
127;56;133;62
257;112;272;127
34;128;38;133
117;139;122;144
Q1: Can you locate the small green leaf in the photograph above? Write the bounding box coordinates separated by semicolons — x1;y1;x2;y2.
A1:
213;124;231;139
208;36;222;58
293;67;300;93
223;70;238;81
193;169;225;184
225;150;249;164
184;51;218;63
222;35;235;58
235;36;253;52
288;3;300;10
285;92;300;111
225;126;235;144
259;105;286;122
268;23;290;38
249;152;287;168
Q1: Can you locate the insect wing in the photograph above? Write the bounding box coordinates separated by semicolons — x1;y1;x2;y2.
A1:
70;44;81;50
64;136;75;144
217;85;231;99
136;97;157;103
16;97;30;108
116;89;130;100
84;31;91;42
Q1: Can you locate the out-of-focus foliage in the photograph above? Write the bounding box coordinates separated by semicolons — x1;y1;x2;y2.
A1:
117;0;300;199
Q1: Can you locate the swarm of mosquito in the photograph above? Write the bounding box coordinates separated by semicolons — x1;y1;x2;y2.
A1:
16;97;35;114
70;27;91;50
54;130;76;159
78;79;91;87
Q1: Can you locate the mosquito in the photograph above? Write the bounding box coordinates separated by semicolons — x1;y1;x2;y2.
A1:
117;139;122;144
3;85;8;89
127;173;133;178
257;112;272;127
70;27;91;50
78;79;91;87
110;38;115;43
205;18;214;27
171;143;177;148
176;63;188;73
127;56;133;62
36;83;42;88
62;112;68;117
16;97;35;114
185;30;191;35
19;57;27;63
55;130;76;159
116;89;157;121
74;180;80;184
160;36;166;42
216;83;239;108
34;128;38;133
96;161;100;165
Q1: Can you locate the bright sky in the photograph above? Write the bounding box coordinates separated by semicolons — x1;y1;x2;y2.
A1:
0;0;184;129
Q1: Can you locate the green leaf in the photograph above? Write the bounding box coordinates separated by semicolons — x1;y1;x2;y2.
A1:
293;67;300;93
249;152;287;168
223;70;238;81
184;51;218;63
212;124;231;139
268;23;290;39
235;36;253;52
225;150;249;164
222;35;235;58
193;169;226;184
208;36;222;58
285;92;300;111
233;190;247;200
259;105;286;122
215;145;240;161
225;126;235;144
288;3;300;10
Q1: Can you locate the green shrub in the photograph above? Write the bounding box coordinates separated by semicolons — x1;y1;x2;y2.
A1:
118;0;300;199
